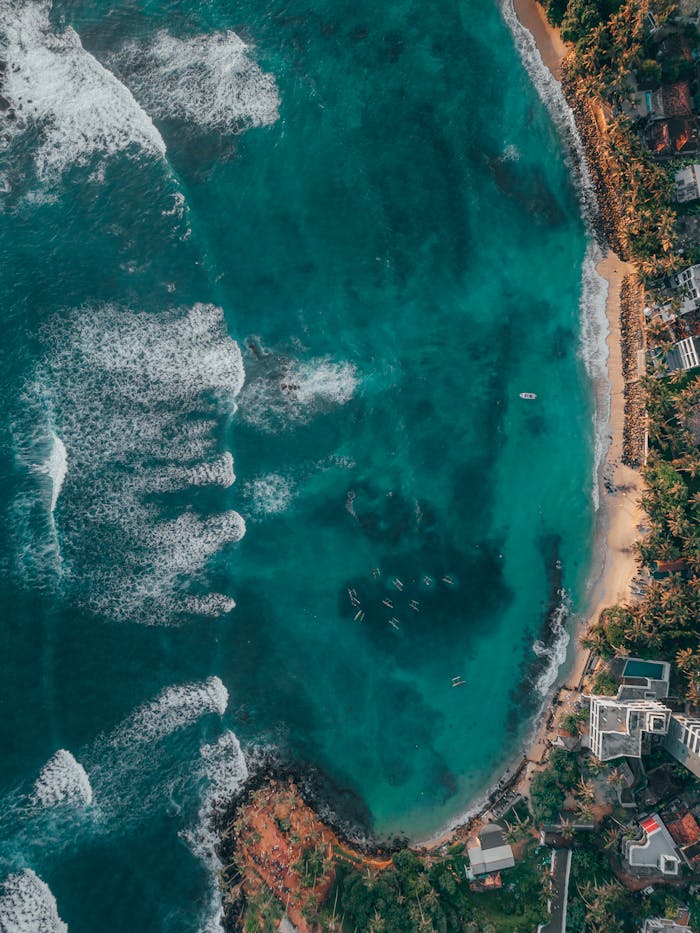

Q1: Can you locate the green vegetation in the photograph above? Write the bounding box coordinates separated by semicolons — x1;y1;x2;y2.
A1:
582;373;700;700
530;749;580;823
324;842;549;933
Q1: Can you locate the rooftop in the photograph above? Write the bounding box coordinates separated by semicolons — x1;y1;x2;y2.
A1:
626;813;681;876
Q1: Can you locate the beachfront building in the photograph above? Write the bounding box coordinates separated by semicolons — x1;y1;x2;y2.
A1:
610;657;671;701
645;263;700;323
664;714;700;780
675;164;700;202
587;696;671;761
674;264;700;314
466;824;515;879
625;813;682;877
667;336;700;373
643;919;692;932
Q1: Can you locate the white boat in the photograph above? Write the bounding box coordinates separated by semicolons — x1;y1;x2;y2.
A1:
519;392;537;400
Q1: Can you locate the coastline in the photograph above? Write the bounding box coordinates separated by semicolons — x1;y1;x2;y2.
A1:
415;0;646;849
509;0;644;782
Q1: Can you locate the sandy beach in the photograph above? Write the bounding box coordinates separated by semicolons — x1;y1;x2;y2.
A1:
511;0;645;774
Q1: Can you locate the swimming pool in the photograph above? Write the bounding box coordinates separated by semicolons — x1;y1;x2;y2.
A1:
624;659;665;681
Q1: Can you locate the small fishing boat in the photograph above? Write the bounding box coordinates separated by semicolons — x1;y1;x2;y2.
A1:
519;392;537;400
382;598;394;609
451;676;466;687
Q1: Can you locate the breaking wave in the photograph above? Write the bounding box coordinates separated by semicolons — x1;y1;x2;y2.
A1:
183;731;249;933
239;355;359;433
43;432;67;514
501;0;610;513
110;30;279;135
532;596;571;696
13;303;245;622
0;0;166;185
33;749;92;808
0;870;67;932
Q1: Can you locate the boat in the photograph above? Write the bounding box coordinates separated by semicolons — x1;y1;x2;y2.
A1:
519;392;537;400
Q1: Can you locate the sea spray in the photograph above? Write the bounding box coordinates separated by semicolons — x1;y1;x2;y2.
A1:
0;0;166;185
32;749;93;808
25;302;246;621
109;31;280;135
0;870;68;932
182;732;249;933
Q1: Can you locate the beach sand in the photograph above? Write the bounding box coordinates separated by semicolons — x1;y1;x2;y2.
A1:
511;0;644;774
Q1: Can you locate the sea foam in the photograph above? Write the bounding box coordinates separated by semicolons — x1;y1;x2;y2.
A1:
0;870;68;932
0;0;166;184
110;30;280;134
239;356;359;433
25;303;244;621
33;749;93;808
183;731;249;933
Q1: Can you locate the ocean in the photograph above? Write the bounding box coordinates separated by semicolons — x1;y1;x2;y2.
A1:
0;0;600;928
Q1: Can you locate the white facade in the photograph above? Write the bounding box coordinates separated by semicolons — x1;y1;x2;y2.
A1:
675;164;700;203
676;336;700;371
588;696;670;761
665;714;700;780
673;264;700;315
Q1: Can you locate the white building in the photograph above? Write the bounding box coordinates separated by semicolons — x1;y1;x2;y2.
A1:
643;915;692;932
467;824;515;878
675;164;700;203
587;696;671;761
625;813;681;877
665;714;700;780
674;264;700;313
669;336;700;372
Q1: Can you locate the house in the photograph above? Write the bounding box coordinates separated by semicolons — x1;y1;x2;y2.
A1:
586;696;671;761
664;714;700;779
675;164;700;202
642;908;692;931
466;823;515;878
666;336;700;372
667;811;700;868
625;813;682;877
610;657;671;701
654;558;689;576
645;263;700;323
673;263;700;314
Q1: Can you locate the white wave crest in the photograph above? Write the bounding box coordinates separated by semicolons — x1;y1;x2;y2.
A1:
500;0;598;230
23;303;244;621
501;1;611;513
0;0;167;183
0;870;67;933
184;732;248;933
42;432;67;513
239;356;359;432
111;30;279;134
33;749;93;808
532;597;571;696
106;677;229;751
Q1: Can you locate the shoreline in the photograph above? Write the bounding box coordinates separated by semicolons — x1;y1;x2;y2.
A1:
501;0;644;804
414;0;645;850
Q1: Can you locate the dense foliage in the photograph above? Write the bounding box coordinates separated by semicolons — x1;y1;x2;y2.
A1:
582;374;700;699
323;844;548;933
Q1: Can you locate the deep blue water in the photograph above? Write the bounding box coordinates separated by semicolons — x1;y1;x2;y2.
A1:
0;0;595;928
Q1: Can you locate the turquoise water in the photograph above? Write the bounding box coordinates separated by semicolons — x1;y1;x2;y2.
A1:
0;0;595;928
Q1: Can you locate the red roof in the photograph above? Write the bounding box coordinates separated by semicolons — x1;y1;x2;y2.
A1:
663;82;693;118
656;558;688;573
642;816;660;835
668;812;700;847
